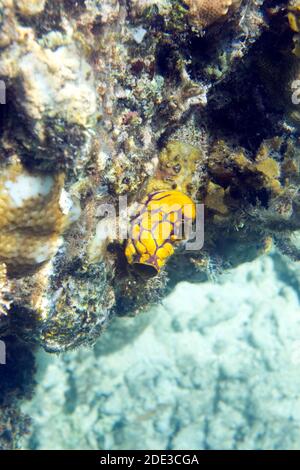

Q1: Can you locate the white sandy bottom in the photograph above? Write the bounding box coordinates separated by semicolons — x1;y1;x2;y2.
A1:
23;255;300;450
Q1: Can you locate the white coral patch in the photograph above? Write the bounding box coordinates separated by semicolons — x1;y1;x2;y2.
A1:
59;189;73;215
59;188;81;222
33;237;62;264
4;174;54;207
33;245;53;264
18;45;98;127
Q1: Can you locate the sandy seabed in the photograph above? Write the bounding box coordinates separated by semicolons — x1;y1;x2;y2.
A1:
23;253;300;450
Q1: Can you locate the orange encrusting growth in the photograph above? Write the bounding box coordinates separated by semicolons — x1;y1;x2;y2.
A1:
125;190;196;272
183;0;240;28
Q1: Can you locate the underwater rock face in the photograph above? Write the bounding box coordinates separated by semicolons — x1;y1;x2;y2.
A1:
0;0;299;351
22;255;300;450
0;336;35;450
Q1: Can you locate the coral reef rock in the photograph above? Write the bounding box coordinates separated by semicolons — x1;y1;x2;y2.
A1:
0;0;299;351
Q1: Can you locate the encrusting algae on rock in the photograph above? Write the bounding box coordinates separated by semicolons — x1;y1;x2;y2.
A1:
183;0;241;29
146;141;203;197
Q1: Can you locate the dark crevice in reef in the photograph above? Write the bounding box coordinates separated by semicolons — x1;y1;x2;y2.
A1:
0;336;36;449
155;41;183;84
0;101;7;141
153;1;294;156
206;16;294;154
63;0;87;19
207;84;283;155
1;84;86;171
0;86;15;143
